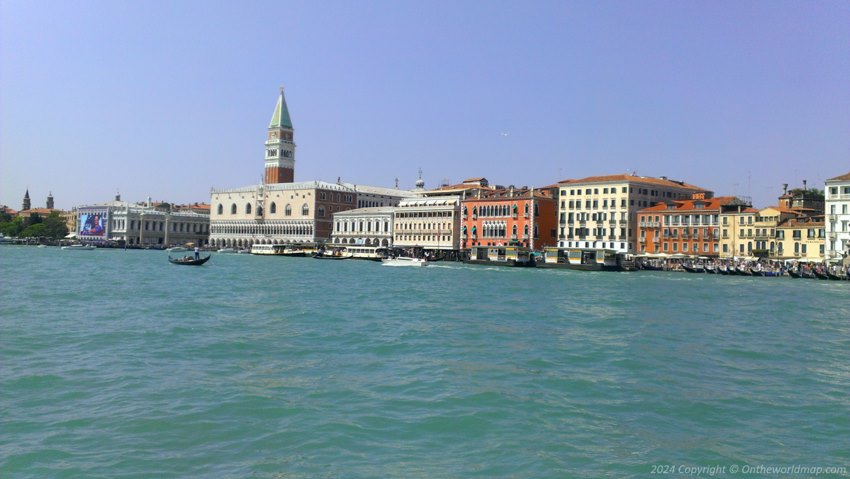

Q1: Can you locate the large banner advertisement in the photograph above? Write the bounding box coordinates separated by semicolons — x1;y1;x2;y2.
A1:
79;211;107;237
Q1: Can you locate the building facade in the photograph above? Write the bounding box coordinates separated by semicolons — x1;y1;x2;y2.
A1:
330;207;395;248
557;174;710;253
637;195;736;257
776;215;826;261
393;196;461;252
825;171;850;260
718;203;758;258
460;188;557;250
75;201;210;247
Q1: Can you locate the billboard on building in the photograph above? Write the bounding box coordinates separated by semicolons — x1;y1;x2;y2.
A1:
79;210;108;238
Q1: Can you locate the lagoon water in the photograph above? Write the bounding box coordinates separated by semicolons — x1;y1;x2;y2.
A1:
1;246;849;478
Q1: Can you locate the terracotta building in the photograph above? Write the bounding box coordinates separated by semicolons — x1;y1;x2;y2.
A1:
637;195;738;257
460;187;557;250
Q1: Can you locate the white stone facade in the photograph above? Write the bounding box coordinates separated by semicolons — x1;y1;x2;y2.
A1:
393;196;461;251
330;207;395;248
825;172;850;260
77;202;210;247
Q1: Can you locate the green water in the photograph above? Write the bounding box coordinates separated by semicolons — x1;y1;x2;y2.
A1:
1;246;849;478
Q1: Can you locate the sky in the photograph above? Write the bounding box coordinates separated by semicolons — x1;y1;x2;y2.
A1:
1;0;848;211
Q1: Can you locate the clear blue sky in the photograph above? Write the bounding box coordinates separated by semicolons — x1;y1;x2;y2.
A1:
1;0;848;210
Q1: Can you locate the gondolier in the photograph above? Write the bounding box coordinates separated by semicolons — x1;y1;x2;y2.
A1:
194;246;200;260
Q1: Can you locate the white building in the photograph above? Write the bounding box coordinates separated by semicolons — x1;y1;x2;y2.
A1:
76;200;210;247
557;174;710;253
825;171;850;261
393;196;461;251
330;206;395;248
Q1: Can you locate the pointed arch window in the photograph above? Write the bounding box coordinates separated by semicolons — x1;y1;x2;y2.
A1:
302;204;309;216
217;204;223;215
285;204;292;216
231;204;237;215
270;202;277;214
246;203;252;215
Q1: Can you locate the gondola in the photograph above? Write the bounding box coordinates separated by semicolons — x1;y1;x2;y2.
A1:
814;271;830;280
826;272;848;281
682;264;705;273
168;254;211;266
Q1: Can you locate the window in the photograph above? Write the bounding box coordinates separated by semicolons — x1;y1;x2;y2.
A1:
246;203;252;214
302;204;309;216
217;204;223;215
231;204;237;215
318;207;325;217
270;202;277;214
285;204;292;216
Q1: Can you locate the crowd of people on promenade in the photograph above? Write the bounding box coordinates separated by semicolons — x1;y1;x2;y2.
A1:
636;256;850;280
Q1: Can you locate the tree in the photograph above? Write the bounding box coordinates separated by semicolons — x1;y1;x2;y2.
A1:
43;212;69;239
20;223;47;238
0;217;25;237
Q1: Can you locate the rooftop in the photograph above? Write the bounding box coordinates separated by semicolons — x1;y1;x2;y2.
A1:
558;174;707;191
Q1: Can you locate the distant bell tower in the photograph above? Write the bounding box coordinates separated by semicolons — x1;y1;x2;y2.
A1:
46;192;54;209
264;87;296;184
22;189;31;211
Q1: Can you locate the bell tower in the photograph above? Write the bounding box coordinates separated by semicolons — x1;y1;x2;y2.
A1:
264;87;295;184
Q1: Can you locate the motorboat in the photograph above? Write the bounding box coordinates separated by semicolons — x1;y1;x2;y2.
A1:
381;256;429;267
217;248;237;254
61;244;96;251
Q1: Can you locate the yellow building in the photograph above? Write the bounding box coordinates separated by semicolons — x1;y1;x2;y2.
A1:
719;204;758;258
776;216;825;261
752;206;799;257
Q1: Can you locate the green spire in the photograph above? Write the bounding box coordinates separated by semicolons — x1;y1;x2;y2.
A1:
269;86;293;129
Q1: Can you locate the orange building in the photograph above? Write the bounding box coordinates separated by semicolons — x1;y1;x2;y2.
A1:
637;195;739;257
460;187;557;250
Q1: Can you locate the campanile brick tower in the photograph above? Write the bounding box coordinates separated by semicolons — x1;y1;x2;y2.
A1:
263;87;296;184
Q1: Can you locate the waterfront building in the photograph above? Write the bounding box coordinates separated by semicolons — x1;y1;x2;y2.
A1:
75;199;210;247
210;88;415;248
718;202;758;258
557;174;710;253
393;196;461;253
330;206;395;251
460;187;557;250
825;171;850;261
752;206;799;257
637;195;737;257
775;215;826;261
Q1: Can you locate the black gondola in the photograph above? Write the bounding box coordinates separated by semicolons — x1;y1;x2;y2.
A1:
168;254;211;266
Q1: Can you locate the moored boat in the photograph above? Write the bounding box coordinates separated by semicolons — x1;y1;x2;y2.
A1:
464;245;535;267
312;248;353;260
538;247;633;271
